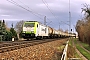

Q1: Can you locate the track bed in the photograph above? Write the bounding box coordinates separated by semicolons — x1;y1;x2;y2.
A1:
0;38;68;60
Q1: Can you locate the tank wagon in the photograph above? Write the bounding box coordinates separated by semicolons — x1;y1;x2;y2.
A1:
22;21;71;39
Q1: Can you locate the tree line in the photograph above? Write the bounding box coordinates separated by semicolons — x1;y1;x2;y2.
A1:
76;4;90;46
0;20;25;41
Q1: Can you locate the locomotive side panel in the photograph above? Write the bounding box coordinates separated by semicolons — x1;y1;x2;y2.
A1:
37;23;48;36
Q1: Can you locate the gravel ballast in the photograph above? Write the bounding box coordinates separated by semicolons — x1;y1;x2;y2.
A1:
0;39;67;60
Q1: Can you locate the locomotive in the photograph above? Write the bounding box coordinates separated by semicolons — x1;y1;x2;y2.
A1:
22;21;71;39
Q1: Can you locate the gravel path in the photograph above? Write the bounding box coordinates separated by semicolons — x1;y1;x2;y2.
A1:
0;39;67;60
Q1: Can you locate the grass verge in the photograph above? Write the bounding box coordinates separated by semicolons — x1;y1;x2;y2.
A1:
76;40;90;60
80;42;90;51
67;38;80;58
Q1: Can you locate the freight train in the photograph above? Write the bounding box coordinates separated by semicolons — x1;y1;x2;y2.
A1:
22;21;74;39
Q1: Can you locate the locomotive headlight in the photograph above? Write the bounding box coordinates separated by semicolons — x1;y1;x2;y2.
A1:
23;31;26;33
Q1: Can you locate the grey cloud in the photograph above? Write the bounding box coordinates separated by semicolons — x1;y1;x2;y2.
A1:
0;0;90;31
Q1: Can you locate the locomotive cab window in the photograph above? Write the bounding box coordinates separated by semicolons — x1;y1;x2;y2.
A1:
24;23;35;27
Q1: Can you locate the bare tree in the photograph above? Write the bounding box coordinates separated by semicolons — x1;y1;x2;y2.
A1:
15;20;24;39
82;4;90;19
76;4;90;46
64;29;68;33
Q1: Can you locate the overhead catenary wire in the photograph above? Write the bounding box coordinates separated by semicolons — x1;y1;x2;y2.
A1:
7;0;53;25
42;0;58;20
61;21;70;26
6;0;68;29
17;0;45;17
42;0;70;26
17;0;52;24
17;0;50;23
6;0;43;20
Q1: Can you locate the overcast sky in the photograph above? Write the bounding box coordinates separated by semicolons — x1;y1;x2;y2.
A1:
0;0;90;32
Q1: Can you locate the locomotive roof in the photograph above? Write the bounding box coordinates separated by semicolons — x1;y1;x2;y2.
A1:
25;21;48;26
26;21;38;22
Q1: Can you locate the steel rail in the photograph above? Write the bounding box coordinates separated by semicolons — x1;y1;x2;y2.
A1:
0;38;63;53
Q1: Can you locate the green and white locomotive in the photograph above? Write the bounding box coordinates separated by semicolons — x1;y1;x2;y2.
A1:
22;21;48;39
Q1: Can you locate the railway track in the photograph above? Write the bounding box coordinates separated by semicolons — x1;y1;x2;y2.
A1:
0;38;64;53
